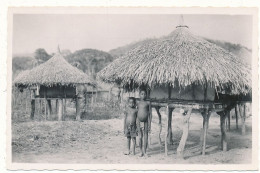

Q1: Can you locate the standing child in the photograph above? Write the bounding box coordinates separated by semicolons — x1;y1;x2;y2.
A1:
137;89;151;157
123;97;138;155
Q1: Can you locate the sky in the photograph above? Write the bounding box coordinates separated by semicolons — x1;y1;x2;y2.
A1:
12;14;253;55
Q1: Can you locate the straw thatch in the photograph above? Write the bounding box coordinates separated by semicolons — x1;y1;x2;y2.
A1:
98;26;251;95
14;53;96;87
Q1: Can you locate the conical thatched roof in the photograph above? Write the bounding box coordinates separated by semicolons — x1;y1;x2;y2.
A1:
98;26;251;94
14;53;96;87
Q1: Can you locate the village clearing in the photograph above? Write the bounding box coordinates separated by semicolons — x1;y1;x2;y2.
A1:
12;110;252;164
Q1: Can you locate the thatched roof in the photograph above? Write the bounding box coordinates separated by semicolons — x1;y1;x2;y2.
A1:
98;26;251;94
14;53;96;87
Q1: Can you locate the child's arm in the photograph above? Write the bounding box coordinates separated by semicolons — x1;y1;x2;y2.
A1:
148;101;152;132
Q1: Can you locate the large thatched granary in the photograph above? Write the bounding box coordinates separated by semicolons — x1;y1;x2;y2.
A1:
98;20;251;157
14;51;96;121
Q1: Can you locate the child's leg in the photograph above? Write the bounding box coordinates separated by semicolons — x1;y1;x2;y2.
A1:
139;129;144;156
132;137;136;155
144;121;149;155
124;136;131;155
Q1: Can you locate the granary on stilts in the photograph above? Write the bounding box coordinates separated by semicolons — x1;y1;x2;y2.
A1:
14;49;96;121
97;17;251;158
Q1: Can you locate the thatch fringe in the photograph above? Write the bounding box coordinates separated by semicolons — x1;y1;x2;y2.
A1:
98;27;251;94
14;53;96;87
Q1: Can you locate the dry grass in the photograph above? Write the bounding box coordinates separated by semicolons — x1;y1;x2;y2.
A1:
12;112;252;164
98;27;251;95
14;53;96;87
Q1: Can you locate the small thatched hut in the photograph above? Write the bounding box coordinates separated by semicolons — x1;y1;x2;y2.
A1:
14;51;96;121
98;18;251;157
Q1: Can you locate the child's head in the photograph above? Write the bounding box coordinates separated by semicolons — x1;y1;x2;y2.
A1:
139;89;147;100
128;97;136;108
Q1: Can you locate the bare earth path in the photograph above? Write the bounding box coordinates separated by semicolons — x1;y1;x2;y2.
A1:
12;112;252;164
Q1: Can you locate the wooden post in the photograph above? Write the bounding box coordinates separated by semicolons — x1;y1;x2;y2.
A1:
201;108;210;155
235;104;239;130
155;107;162;146
226;110;231;131
108;87;111;101
30;99;35;120
95;89;97;103
84;93;87;112
39;99;42;118
242;104;246;135
91;87;94;107
44;89;47;120
165;105;169;156
76;97;81;121
63;98;66;120
57;99;63;121
56;99;58;115
167;108;174;145
239;104;246;135
219;111;227;151
25;90;28;114
47;100;52;120
177;108;192;159
148;101;152;148
121;89;124;103
167;83;173;145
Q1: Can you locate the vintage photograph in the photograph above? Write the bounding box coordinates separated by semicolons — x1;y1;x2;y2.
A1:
7;7;258;170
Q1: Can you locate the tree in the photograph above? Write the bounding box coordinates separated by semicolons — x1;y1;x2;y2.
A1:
34;48;51;64
65;49;114;75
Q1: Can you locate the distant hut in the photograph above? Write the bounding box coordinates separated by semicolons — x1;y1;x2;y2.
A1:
14;50;96;121
98;17;251;157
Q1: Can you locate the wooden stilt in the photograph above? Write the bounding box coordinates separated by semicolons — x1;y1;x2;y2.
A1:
76;97;81;121
39;99;42;118
108;88;111;101
56;99;58;115
242;104;246;135
165;105;169;156
226;110;231;131
44;99;47;120
63;99;66;120
84;94;87;112
25;90;28;114
167;108;174;145
177;108;192;159
201;108;210;155
121;89;124;103
235;104;239;130
95;90;97;103
219;111;227;151
57;99;63;121
91;87;94;107
44;90;47;120
47;100;52;120
155;107;162;146
239;104;246;135
30;99;35;120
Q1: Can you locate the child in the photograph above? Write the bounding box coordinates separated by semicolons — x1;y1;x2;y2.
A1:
123;97;138;155
137;89;151;157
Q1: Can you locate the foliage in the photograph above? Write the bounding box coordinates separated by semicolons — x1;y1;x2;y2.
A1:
65;49;114;79
12;56;34;79
34;48;52;64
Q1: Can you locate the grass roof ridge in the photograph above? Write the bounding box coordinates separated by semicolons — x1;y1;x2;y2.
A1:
98;27;251;94
14;53;96;87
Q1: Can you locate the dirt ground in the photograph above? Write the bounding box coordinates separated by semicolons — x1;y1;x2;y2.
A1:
12;110;252;164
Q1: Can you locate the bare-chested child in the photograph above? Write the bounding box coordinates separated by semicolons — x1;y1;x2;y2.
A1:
137;89;151;157
123;97;138;155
